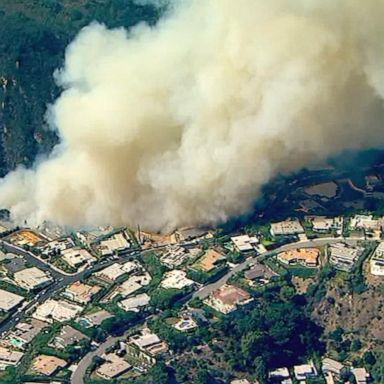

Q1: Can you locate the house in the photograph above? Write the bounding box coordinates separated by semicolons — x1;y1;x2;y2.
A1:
270;220;304;236
94;263;128;283
96;353;131;380
8;319;47;350
33;299;83;323
293;361;318;381
352;368;370;384
7;229;47;247
322;357;345;377
61;248;96;269
160;245;192;268
370;242;384;276
63;281;101;304
14;267;53;291
97;232;131;256
277;248;320;267
33;355;67;376
118;293;150;312
269;367;290;381
231;380;251;384
0;346;24;370
115;273;152;298
160;270;195;290
0;289;24;311
350;215;382;232
329;243;363;272
244;263;276;281
204;284;253;314
231;235;259;252
126;328;168;367
310;216;343;235
175;227;209;242
50;325;88;350
41;237;75;255
78;309;113;328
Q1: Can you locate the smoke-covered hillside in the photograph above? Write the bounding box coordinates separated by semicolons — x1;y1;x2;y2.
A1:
0;0;161;176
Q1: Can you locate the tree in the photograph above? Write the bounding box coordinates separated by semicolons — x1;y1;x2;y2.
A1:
253;356;268;383
100;311;140;336
149;288;184;310
350;339;362;352
363;351;376;365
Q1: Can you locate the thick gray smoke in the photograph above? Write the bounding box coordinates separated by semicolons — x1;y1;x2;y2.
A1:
1;0;384;231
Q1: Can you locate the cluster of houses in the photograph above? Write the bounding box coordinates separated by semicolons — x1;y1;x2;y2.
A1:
0;215;382;382
268;357;370;384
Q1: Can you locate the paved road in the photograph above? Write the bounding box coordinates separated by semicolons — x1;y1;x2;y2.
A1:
0;241;140;335
0;235;362;382
193;236;358;299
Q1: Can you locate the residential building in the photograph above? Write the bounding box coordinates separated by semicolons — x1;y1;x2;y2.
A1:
310;216;343;234
7;229;47;247
14;267;52;291
126;328;168;367
192;249;226;272
121;260;141;274
98;232;131;256
231;380;251;384
63;281;101;305
96;353;131;380
270;220;304;236
78;309;113;328
94;263;129;283
277;248;320;267
0;289;24;311
322;357;345;377
160;270;195;290
137;231;176;248
329;243;363;272
175;227;209;242
231;235;259;252
41;237;75;255
244;264;276;281
350;215;382;232
33;299;83;323
269;367;290;381
8;319;47;350
119;293;150;312
116;273;152;298
352;368;370;384
370;242;384;276
204;284;253;314
50;325;88;350
61;248;96;269
33;355;67;376
160;245;192;268
293;361;318;381
0;346;24;370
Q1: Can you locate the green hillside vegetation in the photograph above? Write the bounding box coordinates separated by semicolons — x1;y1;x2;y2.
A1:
0;0;162;176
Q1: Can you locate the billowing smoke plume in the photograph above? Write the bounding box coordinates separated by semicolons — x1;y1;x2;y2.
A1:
1;0;384;231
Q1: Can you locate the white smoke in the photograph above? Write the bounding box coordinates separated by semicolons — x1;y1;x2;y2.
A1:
1;0;384;231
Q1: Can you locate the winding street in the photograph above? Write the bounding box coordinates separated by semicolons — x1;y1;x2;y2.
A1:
71;236;360;384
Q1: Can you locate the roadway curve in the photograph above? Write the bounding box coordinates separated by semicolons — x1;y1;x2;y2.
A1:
71;236;361;384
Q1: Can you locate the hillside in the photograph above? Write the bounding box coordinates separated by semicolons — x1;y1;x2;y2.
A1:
307;255;384;382
0;0;161;176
